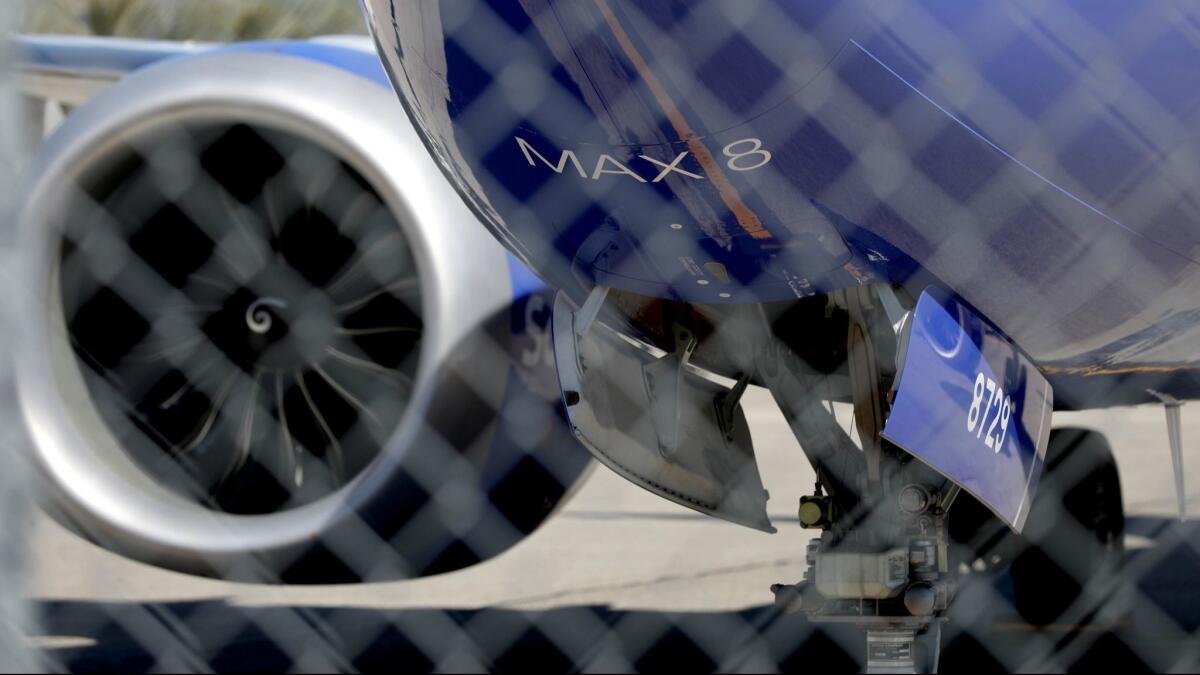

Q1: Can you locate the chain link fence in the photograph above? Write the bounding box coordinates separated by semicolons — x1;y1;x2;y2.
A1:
9;0;1200;672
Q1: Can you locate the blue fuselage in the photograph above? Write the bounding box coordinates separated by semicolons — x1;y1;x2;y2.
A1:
363;0;1200;407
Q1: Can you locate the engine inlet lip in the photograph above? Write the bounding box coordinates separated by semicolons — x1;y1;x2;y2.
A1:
13;52;494;564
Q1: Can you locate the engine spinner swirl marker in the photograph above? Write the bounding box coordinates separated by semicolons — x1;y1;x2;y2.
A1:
245;297;288;334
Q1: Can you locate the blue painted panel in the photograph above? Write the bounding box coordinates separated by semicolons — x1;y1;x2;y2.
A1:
14;35;211;73
883;288;1053;531
216;41;391;87
14;35;390;88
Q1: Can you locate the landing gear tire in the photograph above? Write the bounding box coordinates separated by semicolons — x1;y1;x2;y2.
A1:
1009;427;1125;627
952;428;1126;627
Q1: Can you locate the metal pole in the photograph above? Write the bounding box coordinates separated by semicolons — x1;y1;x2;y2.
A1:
1166;402;1187;522
0;0;37;671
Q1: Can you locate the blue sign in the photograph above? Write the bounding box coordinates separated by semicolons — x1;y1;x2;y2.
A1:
883;289;1053;532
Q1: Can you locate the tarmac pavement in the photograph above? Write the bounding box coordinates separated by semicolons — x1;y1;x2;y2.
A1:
24;387;1200;671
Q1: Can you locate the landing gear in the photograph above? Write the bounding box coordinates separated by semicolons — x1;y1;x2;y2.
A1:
952;427;1126;628
555;280;1126;671
761;287;958;673
1011;428;1125;627
760;286;1126;671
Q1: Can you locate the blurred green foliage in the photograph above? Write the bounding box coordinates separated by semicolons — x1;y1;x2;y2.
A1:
24;0;368;41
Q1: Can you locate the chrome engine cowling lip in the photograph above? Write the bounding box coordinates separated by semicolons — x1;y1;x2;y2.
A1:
17;52;515;576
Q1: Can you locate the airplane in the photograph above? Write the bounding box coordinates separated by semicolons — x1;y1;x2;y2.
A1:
14;34;592;584
357;0;1200;670
11;0;1200;669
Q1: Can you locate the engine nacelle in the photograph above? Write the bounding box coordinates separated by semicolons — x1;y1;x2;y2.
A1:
16;44;590;583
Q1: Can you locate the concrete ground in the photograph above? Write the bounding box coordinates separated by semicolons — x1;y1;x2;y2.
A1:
24;388;1200;671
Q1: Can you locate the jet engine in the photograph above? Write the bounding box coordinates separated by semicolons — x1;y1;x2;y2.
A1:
16;46;590;583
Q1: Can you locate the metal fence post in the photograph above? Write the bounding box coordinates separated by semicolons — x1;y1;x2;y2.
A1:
0;1;35;672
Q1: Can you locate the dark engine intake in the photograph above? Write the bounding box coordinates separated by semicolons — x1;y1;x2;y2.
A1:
16;51;590;583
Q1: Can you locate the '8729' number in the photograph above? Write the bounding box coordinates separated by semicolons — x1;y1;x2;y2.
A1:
966;372;1014;453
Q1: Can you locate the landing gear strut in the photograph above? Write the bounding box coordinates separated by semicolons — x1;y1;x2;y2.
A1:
760;286;957;673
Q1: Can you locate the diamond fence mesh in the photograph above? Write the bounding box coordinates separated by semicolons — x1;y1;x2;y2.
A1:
7;0;1200;672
